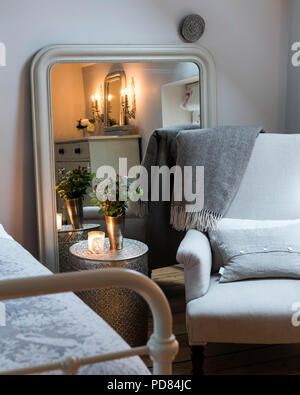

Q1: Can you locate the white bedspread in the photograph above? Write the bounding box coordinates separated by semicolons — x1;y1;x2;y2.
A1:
0;237;150;375
0;225;12;240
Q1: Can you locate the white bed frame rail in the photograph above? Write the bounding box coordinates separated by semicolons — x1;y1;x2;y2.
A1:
0;269;179;375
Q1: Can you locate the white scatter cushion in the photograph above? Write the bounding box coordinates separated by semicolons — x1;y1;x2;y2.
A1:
209;218;300;281
0;225;13;240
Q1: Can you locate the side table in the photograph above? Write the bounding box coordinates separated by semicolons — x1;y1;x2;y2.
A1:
58;224;100;273
69;239;149;347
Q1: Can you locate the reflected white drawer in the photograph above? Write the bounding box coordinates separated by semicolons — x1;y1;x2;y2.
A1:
56;142;90;161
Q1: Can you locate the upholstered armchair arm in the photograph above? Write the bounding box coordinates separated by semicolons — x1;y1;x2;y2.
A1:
176;230;212;302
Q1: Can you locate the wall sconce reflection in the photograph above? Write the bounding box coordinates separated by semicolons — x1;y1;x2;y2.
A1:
91;86;104;124
122;77;137;124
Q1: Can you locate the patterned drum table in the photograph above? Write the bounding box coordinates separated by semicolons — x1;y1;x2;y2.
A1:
69;239;149;347
58;224;101;273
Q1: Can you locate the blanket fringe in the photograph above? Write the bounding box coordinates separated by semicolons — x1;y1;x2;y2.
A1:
131;201;149;217
170;206;222;232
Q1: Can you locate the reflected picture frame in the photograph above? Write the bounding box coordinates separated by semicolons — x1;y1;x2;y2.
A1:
104;70;127;127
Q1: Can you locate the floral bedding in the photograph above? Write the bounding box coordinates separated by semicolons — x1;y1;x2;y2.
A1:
0;236;150;375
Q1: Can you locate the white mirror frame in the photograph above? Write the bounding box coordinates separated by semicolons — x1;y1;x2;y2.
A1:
31;44;217;272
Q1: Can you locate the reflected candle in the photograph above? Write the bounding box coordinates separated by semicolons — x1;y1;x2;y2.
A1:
88;231;105;254
95;93;100;110
56;214;63;231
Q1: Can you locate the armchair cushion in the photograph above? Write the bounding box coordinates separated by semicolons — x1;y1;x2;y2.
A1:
187;274;300;345
176;230;212;302
209;218;300;272
209;219;300;283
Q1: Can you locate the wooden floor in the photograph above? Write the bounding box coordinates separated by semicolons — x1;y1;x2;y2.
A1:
145;266;300;375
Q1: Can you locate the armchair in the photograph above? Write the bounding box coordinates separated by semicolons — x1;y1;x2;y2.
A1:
177;133;300;374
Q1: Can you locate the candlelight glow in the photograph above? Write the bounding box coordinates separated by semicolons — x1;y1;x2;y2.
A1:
56;214;63;231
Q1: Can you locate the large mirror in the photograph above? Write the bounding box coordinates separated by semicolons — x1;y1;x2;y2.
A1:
31;44;217;272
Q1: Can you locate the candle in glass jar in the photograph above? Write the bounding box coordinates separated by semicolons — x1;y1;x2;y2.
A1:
88;231;105;254
56;213;63;231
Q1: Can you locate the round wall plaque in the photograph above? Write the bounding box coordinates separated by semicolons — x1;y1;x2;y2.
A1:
181;14;206;43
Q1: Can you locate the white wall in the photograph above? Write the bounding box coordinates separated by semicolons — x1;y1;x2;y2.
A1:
51;63;87;141
0;0;289;256
286;0;300;133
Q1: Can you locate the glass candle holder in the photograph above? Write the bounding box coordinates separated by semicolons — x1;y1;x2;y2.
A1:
56;213;63;231
88;231;105;254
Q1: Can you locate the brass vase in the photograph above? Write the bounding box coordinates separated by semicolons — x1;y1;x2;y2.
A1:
105;215;125;250
66;198;83;230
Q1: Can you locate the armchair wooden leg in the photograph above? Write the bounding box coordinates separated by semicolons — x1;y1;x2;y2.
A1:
191;345;205;375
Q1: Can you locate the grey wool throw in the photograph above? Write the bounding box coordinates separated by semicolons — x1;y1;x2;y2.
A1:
134;124;201;217
135;125;264;232
171;126;264;231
